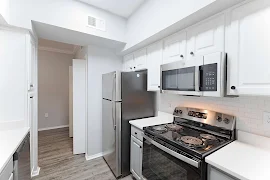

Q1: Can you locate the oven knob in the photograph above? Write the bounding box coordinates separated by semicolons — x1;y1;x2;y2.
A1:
178;110;182;114
216;116;222;122
224;118;230;124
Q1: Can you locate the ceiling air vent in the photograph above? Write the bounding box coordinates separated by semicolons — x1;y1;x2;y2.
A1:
87;15;106;31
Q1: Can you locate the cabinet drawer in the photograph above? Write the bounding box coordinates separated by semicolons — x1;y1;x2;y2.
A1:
0;157;13;180
131;126;143;141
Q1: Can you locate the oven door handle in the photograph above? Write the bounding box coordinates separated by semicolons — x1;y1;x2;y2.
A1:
143;135;200;168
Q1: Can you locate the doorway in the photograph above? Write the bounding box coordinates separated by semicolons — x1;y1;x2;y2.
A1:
36;38;87;175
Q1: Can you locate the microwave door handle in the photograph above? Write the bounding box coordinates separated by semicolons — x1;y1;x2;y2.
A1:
195;66;201;92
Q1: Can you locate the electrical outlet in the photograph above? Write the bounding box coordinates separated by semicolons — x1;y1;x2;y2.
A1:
263;112;270;128
45;113;49;118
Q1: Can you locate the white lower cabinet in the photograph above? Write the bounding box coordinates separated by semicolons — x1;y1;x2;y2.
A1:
0;157;13;180
208;165;239;180
130;133;143;180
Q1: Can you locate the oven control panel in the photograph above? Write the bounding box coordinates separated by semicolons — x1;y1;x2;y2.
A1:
200;63;217;91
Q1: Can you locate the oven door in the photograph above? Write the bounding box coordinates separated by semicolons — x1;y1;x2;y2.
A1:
142;135;202;180
161;60;202;96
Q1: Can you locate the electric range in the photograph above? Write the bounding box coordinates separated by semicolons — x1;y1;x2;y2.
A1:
142;107;236;180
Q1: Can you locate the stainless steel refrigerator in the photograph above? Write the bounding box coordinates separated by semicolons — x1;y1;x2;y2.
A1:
102;70;156;178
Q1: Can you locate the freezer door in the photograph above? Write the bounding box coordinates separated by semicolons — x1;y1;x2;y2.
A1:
102;71;121;101
121;70;156;120
102;99;121;177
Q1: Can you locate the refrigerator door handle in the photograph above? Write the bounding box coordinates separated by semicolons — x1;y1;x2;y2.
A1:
115;102;122;176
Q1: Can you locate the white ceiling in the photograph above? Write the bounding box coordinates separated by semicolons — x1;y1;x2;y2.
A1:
33;21;126;52
78;0;145;18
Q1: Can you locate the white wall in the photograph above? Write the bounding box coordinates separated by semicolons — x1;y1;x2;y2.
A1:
0;0;9;24
159;94;270;138
125;0;216;49
86;45;122;157
38;50;73;130
9;0;126;43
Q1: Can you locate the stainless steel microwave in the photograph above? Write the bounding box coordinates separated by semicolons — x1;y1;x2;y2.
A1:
160;52;226;97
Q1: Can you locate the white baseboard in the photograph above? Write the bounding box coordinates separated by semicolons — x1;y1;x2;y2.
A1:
85;152;103;161
31;166;40;177
38;125;69;131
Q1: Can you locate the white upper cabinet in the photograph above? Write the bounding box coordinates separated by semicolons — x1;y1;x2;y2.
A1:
134;48;147;71
147;41;163;91
163;31;186;64
186;14;225;61
27;37;37;91
227;0;270;96
123;54;134;72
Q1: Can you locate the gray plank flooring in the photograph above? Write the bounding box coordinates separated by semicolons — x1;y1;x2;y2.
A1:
34;128;133;180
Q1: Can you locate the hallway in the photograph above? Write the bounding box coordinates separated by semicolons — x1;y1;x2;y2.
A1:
34;128;133;180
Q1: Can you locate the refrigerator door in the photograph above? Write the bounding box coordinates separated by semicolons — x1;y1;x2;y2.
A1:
102;71;121;101
102;99;121;178
121;70;156;177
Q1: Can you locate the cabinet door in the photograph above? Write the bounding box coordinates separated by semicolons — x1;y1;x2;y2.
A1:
0;30;27;122
147;41;163;91
134;48;147;70
208;165;238;180
130;135;143;180
227;0;270;96
29;39;37;91
163;31;186;64
187;14;225;61
123;54;134;72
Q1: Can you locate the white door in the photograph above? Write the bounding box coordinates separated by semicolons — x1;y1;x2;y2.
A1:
163;31;186;64
123;54;134;72
130;136;143;180
186;13;225;61
134;48;147;70
69;66;73;138
73;59;86;154
147;41;163;91
227;0;270;96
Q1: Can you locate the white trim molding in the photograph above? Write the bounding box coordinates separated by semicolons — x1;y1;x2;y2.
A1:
38;125;69;131
38;46;75;55
85;152;103;161
31;166;40;177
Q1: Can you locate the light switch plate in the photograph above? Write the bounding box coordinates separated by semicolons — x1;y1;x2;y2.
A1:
45;113;49;118
263;112;270;128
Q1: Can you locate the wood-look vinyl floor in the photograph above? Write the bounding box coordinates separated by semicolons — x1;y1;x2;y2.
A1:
34;128;133;180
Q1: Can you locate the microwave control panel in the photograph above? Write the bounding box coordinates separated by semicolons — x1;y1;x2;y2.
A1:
200;63;217;91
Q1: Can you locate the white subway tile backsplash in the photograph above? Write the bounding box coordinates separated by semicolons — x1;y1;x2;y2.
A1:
159;94;270;138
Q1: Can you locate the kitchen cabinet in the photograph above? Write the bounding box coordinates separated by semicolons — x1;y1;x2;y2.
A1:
123;54;134;72
130;126;143;180
227;0;270;96
186;13;225;62
0;157;13;180
28;38;37;91
0;28;28;122
134;48;147;71
146;41;163;91
163;31;186;64
208;165;239;180
123;49;147;72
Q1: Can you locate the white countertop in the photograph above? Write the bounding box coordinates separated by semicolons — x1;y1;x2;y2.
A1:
206;131;270;180
0;127;30;173
129;111;174;130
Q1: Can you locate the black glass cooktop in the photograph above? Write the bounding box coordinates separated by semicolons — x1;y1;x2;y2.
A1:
144;122;230;158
